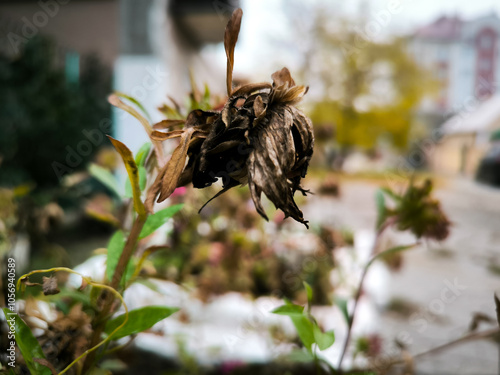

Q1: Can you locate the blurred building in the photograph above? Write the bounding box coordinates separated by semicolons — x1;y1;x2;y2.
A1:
0;0;119;66
409;12;500;114
0;0;238;155
432;95;500;176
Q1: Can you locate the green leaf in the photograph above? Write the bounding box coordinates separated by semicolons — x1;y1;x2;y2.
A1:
135;142;152;167
290;315;315;352
312;323;335;351
139;204;183;239
271;304;304;316
381;187;401;201
303;281;313;306
106;230;125;282
2;309;52;375
115;92;151;122
494;293;500;328
375;189;387;229
105;306;179;340
108;136;146;217
89;163;121;197
369;243;417;268
125;165;147;197
286;348;315;363
334;296;349;324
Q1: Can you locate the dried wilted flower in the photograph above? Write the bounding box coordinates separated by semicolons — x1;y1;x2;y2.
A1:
383;179;450;241
147;8;314;227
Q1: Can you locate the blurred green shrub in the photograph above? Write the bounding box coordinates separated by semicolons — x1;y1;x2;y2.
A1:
0;36;112;188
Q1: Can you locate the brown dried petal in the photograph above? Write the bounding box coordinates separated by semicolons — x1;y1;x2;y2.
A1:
271;67;295;88
247;106;308;226
231;82;272;98
224;8;243;96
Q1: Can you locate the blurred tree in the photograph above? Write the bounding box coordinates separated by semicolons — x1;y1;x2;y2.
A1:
294;11;437;156
0;36;112;189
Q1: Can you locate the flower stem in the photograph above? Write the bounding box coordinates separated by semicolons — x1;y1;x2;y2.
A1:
81;213;147;374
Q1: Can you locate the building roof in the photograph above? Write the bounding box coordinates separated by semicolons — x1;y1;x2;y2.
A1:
442;95;500;134
415;15;463;41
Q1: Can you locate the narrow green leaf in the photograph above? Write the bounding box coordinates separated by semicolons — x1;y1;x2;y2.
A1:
115;91;152;122
369;243;417;268
105;230;125;282
494;293;500;328
375;189;387;229
139;204;183;239
334;297;349;324
135;142;152;167
271;304;304;316
89;163;121;197
108;136;146;217
2;309;52;375
303;281;313;306
381;187;402;201
312;323;335;351
290;315;315;352
125;165;147;197
105;306;179;340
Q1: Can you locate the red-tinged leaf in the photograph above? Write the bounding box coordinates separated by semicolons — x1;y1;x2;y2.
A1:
108;136;146;217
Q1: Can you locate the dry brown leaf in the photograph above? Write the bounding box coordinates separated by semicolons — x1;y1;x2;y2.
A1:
42;276;60;296
151;129;185;141
152;119;186;130
108;94;152;135
224;8;243;96
158;129;194;202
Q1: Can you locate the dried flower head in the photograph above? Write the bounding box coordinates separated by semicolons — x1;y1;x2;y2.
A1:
147;8;314;227
382;179;450;241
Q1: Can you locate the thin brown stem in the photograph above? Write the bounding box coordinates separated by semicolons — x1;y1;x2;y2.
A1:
371;327;500;374
81;213;147;374
337;217;401;372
